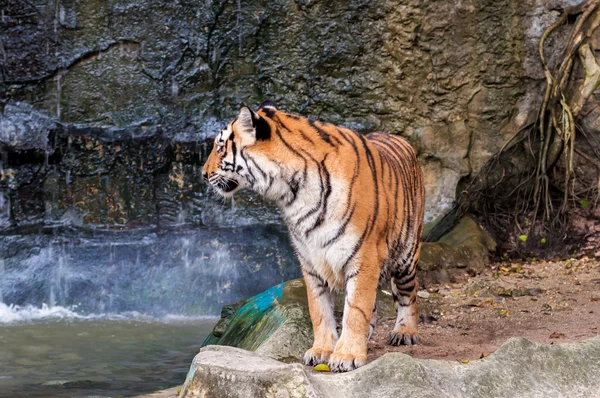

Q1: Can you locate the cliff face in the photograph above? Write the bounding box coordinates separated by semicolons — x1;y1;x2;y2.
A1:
0;0;591;229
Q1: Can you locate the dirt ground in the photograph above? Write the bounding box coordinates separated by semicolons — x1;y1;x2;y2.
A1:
368;257;600;362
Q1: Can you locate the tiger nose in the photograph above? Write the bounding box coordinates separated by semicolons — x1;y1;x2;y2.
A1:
202;171;209;181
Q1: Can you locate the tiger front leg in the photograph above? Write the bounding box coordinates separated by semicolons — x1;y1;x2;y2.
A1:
328;263;379;372
302;269;338;366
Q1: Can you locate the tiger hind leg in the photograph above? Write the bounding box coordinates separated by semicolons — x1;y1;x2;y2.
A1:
368;303;377;341
388;264;419;346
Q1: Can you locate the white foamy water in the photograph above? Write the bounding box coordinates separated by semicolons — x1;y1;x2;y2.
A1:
0;302;216;325
0;303;83;323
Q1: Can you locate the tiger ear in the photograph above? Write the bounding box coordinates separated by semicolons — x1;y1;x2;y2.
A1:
238;107;256;136
238;106;271;143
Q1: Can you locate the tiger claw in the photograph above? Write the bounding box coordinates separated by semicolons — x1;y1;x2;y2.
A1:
388;332;419;346
328;352;366;372
303;348;331;366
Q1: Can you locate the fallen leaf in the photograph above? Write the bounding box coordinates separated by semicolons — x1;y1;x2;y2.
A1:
549;332;566;339
313;364;330;372
499;309;511;317
459;359;470;364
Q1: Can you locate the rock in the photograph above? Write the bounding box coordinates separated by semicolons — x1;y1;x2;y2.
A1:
136;386;180;398
202;279;313;362
417;290;430;299
509;287;545;297
181;337;600;398
419;215;496;287
211;301;247;338
0;102;55;151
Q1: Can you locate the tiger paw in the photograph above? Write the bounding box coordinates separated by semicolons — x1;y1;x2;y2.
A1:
328;352;367;373
303;348;332;366
387;327;419;346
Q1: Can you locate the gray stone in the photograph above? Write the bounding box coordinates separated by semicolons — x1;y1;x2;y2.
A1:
181;337;600;398
419;215;496;287
0;102;54;150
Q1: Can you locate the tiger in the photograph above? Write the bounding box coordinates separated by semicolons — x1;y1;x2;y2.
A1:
202;101;425;372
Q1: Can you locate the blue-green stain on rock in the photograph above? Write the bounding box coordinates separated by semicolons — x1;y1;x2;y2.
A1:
202;282;287;351
247;283;285;313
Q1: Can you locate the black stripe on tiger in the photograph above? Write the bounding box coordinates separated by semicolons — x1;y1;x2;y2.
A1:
304;155;332;238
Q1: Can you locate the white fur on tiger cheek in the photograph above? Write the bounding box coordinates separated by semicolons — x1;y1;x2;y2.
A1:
246;151;294;200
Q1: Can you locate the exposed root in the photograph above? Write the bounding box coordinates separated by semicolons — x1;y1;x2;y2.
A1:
426;0;600;249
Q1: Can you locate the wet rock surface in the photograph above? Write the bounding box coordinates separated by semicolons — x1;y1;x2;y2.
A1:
180;337;600;398
2;0;595;226
0;118;280;230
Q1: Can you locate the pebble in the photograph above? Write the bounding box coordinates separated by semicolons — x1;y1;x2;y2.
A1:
417;290;430;299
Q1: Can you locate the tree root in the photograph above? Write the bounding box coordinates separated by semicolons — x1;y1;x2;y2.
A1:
426;0;600;245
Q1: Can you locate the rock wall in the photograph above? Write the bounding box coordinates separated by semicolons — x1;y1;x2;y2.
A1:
1;0;594;229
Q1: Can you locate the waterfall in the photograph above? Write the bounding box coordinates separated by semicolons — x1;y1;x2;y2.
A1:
0;225;299;323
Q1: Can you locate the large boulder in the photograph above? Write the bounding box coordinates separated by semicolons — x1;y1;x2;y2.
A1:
181;337;600;398
419;215;497;287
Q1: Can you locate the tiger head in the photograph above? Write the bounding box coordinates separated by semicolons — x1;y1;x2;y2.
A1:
202;101;277;198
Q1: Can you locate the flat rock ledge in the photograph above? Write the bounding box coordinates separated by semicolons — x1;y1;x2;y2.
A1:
180;337;600;398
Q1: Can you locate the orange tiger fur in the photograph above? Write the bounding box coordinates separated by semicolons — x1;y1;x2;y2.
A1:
202;102;425;372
